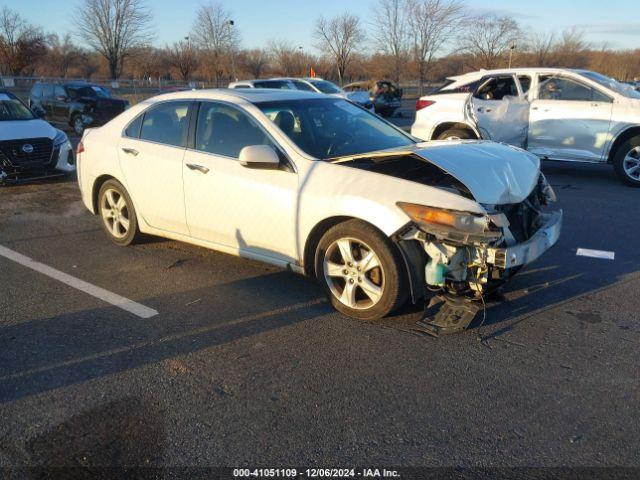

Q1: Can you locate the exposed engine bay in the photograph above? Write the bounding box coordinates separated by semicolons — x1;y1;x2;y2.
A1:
337;151;562;335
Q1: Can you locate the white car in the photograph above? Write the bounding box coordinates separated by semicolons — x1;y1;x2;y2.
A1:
411;68;640;186
229;77;374;111
0;90;75;183
77;89;561;327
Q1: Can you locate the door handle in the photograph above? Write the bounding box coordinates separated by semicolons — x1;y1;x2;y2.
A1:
186;163;209;174
531;106;539;110
121;147;138;156
485;108;492;113
477;107;484;112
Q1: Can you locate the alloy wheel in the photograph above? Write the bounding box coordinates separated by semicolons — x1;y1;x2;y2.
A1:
74;117;84;136
623;146;640;180
100;188;130;239
323;237;385;310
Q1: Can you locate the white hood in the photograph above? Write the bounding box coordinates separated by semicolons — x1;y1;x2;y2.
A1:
414;140;541;205
0;119;56;141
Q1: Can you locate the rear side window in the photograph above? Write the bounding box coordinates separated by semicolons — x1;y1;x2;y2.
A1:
291;80;315;92
436;79;481;94
139;101;191;147
233;84;251;89
31;84;43;98
474;76;518;100
195;101;275;158
254;81;292;89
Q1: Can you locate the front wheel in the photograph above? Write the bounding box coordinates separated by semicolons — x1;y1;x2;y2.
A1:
98;179;141;246
613;135;640;187
72;114;85;136
315;220;408;321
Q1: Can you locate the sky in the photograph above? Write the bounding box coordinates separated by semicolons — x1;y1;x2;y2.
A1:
7;0;640;52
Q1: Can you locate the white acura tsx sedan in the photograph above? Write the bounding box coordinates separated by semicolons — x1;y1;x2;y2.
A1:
77;89;561;322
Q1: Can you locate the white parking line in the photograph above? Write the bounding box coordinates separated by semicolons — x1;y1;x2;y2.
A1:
576;248;615;260
0;244;158;318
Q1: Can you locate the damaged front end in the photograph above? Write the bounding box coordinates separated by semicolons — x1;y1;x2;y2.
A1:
394;173;562;335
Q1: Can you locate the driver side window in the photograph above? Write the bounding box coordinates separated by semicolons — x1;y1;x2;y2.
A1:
538;76;612;102
474;76;518;101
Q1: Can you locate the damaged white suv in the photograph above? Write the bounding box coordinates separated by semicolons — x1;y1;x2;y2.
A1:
412;68;640;186
77;89;561;329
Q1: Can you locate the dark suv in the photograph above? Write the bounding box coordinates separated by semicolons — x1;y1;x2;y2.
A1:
29;82;129;136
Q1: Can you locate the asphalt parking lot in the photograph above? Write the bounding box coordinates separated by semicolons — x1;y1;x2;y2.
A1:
1;127;639;470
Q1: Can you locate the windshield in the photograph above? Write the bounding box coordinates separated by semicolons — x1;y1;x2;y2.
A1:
577;70;640;99
0;93;35;121
309;80;342;94
256;98;414;159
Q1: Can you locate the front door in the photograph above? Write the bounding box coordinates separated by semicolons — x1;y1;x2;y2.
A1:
528;74;613;162
118;100;193;235
468;75;530;148
182;101;299;263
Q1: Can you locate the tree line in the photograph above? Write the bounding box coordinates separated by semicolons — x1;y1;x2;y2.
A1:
1;1;639;93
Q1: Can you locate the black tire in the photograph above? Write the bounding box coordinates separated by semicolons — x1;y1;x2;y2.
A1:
314;219;408;321
71;114;85;136
613;135;640;187
97;179;141;246
436;128;475;141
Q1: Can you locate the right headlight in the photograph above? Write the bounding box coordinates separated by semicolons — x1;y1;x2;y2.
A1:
397;202;501;242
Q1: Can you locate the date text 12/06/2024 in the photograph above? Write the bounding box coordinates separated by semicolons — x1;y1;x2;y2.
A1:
232;469;400;478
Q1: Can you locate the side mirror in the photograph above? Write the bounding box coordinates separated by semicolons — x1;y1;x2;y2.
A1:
239;145;281;169
56;95;67;101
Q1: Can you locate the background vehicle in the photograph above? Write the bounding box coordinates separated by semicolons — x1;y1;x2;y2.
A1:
29;81;129;136
343;80;403;117
411;68;640;186
77;89;560;325
0;90;74;183
228;77;374;111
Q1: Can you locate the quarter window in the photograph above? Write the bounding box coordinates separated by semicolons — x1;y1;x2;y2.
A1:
195;102;275;158
124;114;144;138
139;101;191;147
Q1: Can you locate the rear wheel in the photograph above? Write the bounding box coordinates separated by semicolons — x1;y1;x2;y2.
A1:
436;128;475;141
98;179;141;246
613;135;640;187
315;220;408;321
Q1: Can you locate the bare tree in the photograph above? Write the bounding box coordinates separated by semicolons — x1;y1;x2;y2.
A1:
241;48;270;78
268;40;304;76
371;0;409;85
553;27;588;67
459;14;521;69
76;0;153;79
47;33;80;77
0;7;47;76
406;0;465;95
528;31;556;67
191;2;240;86
167;40;199;81
314;13;365;85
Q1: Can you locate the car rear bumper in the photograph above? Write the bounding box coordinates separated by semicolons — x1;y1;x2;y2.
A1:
486;210;563;269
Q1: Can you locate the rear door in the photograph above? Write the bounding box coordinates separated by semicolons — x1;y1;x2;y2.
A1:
118;100;193;235
468;74;530;147
527;74;613;161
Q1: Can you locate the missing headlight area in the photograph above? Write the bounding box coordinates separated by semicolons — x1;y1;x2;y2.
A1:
394;174;562;336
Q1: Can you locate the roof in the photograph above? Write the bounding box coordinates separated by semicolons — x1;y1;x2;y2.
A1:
142;88;327;104
449;67;584;80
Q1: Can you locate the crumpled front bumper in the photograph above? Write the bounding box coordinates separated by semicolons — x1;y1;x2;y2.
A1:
486;209;563;269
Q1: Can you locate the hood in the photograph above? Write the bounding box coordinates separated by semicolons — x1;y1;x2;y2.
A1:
333;140;540;205
413;141;540;205
0;119;56;141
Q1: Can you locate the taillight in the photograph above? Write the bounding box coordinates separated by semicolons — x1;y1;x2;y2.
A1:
416;99;435;111
76;141;85;155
